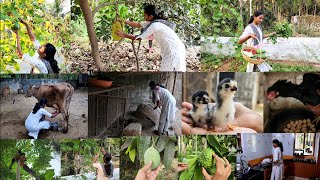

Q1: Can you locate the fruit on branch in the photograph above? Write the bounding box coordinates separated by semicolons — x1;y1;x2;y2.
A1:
197;148;214;169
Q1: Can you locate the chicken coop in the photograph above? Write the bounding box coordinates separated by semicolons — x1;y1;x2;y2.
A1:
88;72;182;137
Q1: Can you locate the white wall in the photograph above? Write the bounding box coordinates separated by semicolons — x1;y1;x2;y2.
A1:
272;133;295;156
202;37;320;63
238;133;273;163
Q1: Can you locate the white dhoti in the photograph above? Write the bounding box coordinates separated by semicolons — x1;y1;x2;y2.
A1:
270;163;283;180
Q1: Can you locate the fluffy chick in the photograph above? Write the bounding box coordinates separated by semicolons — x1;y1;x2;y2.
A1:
188;90;214;129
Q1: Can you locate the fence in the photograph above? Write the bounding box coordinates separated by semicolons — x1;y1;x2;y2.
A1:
88;87;129;137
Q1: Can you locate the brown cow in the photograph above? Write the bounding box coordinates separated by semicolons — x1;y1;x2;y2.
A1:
25;82;74;133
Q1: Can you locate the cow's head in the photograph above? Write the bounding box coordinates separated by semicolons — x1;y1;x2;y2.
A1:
25;85;34;98
25;85;40;98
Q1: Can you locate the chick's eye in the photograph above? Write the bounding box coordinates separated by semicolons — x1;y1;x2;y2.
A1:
225;84;230;88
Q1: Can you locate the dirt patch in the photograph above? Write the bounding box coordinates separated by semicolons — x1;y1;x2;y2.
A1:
268;59;320;67
0;89;88;139
67;41;201;73
202;58;320;72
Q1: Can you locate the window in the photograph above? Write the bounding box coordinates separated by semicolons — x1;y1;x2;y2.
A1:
294;133;315;156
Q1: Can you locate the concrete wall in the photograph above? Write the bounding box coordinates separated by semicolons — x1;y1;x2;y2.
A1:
202;37;320;63
112;72;183;112
0;79;65;94
292;15;320;37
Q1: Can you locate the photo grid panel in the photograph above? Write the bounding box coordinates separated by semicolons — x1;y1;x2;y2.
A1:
0;0;320;179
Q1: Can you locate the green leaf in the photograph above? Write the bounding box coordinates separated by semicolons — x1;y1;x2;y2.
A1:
156;136;170;152
179;169;194;180
121;137;133;151
187;156;198;172
207;135;221;147
163;140;176;169
13;62;20;71
213;28;221;33
138;136;151;161
45;169;55;180
129;148;136;162
194;165;203;180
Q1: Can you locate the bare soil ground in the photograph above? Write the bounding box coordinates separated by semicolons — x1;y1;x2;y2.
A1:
0;89;88;139
67;41;201;73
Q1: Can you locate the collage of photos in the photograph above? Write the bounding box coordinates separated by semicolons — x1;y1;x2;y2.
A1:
0;0;319;180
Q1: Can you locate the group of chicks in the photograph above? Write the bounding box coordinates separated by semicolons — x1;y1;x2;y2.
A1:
187;78;238;132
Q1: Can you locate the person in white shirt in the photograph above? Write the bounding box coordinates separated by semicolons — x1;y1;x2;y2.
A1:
116;4;186;72
238;10;276;72
25;98;59;139
13;19;60;74
149;81;176;135
271;139;284;180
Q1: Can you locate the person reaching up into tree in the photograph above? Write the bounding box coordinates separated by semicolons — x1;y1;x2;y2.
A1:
238;10;276;72
116;4;186;72
13;18;60;74
93;147;114;180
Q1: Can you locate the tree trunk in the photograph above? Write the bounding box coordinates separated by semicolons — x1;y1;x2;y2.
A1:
79;0;105;71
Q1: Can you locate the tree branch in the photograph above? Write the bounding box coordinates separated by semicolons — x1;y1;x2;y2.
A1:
92;0;138;16
79;0;106;71
106;38;125;70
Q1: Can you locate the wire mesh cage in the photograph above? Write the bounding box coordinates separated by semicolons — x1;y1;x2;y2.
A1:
88;87;129;137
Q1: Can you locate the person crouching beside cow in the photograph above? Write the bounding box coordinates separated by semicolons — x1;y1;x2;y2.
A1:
25;98;59;139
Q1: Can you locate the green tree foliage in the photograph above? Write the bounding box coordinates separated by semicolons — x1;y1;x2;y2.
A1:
0;0;71;73
71;0;201;45
200;0;243;37
60;139;121;176
0;140;57;180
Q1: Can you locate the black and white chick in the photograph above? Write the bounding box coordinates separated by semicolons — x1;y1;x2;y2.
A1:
187;90;214;129
212;78;238;131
